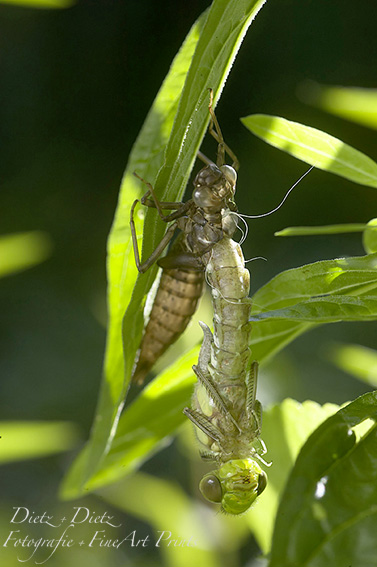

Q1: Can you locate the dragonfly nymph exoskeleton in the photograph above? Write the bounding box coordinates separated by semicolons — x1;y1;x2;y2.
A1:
130;91;267;514
130;92;239;385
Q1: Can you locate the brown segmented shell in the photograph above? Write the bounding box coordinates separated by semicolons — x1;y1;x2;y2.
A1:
131;161;237;385
132;266;204;384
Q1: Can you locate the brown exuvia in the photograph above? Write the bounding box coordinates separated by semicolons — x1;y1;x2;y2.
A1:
130;92;239;385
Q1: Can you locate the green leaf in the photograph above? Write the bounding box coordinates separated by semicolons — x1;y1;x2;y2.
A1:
0;231;52;278
62;0;268;499
275;224;366;237
252;253;377;312
249;253;377;361
247;399;339;555
363;219;377;254
0;421;79;464
252;295;377;323
299;82;377;131
328;343;377;388
241;114;377;187
61;349;198;497
269;391;377;567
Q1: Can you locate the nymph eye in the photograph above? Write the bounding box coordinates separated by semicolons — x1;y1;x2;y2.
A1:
220;165;237;187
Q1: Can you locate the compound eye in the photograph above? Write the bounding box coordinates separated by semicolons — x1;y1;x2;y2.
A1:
199;474;222;503
257;471;268;496
220;165;237;186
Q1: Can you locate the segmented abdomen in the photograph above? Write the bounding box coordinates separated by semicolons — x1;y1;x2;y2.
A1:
207;237;252;380
193;237;255;457
132;266;204;384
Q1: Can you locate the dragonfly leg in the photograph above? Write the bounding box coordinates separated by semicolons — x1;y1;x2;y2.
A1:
134;172;190;222
130;199;178;273
197;150;215;167
207;89;240;171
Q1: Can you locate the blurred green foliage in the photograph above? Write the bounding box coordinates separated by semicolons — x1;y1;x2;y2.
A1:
1;0;74;8
0;231;52;278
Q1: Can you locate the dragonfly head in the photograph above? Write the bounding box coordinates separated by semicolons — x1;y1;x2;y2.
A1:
199;458;267;515
193;163;237;212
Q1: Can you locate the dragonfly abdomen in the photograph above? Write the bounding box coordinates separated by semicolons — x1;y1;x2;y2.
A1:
207;238;252;381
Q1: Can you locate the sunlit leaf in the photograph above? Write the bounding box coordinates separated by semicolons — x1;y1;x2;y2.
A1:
269;391;377;567
0;231;52;278
328;343;377;387
0;421;79;464
275;224;366;237
242;114;377;187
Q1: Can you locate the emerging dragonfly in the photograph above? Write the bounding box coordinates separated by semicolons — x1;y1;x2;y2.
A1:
131;91;267;514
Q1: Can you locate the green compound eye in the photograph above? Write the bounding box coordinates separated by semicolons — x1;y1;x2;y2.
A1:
199;474;222;503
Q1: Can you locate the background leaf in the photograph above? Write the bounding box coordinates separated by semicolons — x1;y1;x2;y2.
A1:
0;232;52;278
327;343;377;388
60;7;206;500
0;421;79;463
0;0;75;7
298;82;377;131
363;219;377;254
275;224;366;237
241;114;377;187
99;471;249;567
251;254;377;313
